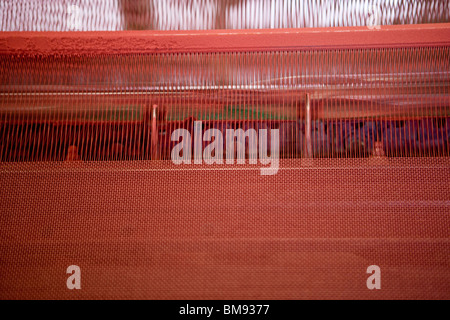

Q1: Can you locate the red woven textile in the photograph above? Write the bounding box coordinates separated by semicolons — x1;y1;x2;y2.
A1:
1;158;448;299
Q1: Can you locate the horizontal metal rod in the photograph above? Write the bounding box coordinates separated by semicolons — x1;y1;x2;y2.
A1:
1;24;450;55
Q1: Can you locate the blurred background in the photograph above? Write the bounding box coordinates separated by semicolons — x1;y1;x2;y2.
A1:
1;0;449;31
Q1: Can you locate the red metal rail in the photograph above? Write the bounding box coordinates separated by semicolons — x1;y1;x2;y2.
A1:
1;24;450;55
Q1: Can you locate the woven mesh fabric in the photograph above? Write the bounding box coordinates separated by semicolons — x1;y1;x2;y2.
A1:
0;158;449;299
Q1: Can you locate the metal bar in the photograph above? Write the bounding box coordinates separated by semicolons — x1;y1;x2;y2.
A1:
1;24;450;55
305;93;312;158
151;104;158;160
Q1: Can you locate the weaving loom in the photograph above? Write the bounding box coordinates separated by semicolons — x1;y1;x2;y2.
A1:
0;0;449;300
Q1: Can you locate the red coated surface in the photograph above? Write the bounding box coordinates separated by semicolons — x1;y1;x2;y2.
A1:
0;158;449;299
1;24;450;55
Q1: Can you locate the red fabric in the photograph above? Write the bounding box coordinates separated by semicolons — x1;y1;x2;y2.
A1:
1;158;448;299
